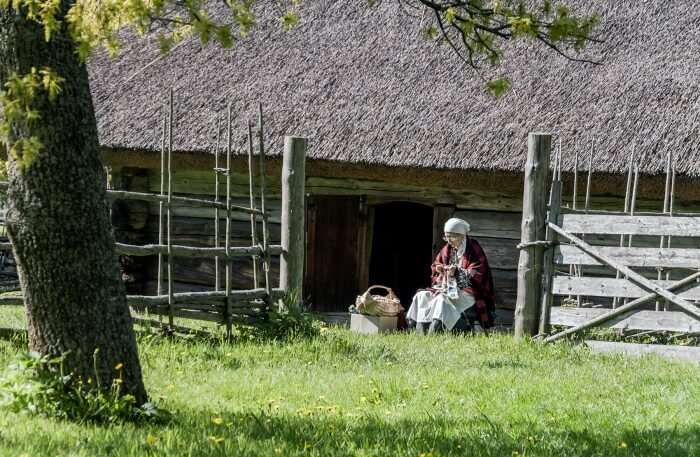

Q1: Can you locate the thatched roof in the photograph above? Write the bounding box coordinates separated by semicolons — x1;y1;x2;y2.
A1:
89;0;700;176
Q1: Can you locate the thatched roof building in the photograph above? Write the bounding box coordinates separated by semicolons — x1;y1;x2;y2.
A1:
90;0;700;314
91;0;700;176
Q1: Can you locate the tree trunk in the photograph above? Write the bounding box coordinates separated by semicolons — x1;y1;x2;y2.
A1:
0;4;147;403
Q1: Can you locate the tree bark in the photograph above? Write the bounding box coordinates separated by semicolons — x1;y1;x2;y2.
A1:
0;4;146;403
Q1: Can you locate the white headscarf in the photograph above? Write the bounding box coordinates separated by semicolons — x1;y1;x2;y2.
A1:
444;218;470;260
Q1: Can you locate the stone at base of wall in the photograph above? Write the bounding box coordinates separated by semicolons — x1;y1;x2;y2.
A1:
350;314;398;335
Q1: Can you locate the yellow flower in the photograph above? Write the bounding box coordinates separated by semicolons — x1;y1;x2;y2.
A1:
115;362;124;370
619;442;628;449
212;416;224;425
145;434;159;446
419;452;434;457
274;448;283;455
166;384;175;390
208;436;225;444
303;442;312;450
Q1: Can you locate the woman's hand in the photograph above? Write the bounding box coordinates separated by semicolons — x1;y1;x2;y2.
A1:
435;264;445;274
447;265;457;277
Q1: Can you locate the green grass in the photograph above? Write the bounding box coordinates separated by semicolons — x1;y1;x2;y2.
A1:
1;311;700;456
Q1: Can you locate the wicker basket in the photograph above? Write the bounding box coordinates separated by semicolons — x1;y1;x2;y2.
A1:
354;285;404;317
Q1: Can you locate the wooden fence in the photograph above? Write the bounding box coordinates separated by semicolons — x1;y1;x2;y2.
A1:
515;133;700;343
0;93;307;338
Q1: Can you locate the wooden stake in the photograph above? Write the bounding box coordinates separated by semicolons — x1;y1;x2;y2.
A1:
539;150;562;334
214;116;221;292
247;120;259;289
157;109;166;325
584;143;593;212
613;147;635;309
167;88;174;328
657;152;672;311
225;104;233;338
258;103;272;300
514;133;551;338
280;136;307;300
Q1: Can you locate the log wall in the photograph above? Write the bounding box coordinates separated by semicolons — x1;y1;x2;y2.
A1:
108;162;700;310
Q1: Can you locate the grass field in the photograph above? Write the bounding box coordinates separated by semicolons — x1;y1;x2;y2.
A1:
1;311;700;456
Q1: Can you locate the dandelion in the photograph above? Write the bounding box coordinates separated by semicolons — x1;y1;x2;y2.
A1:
303;442;312;450
166;384;175;390
208;436;225;444
419;452;434;457
619;442;628;449
274;448;283;455
145;434;159;446
212;416;224;425
115;362;124;370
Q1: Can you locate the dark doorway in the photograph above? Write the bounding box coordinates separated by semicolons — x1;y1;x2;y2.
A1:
304;196;362;312
368;202;434;308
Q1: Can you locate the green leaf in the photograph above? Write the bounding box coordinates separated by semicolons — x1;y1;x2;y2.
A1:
486;78;512;98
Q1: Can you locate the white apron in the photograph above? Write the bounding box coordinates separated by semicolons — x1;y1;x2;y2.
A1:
406;290;475;331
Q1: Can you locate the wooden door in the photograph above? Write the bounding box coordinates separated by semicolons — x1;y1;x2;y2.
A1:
304;196;362;312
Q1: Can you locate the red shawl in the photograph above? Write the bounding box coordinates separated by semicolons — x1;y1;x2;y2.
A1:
430;237;496;328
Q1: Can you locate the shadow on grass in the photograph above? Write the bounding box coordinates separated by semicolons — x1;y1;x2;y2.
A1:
6;406;700;457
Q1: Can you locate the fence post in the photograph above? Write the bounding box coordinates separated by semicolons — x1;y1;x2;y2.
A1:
514;133;551;338
280;136;307;302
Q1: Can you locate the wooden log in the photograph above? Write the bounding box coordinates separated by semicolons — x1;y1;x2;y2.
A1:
544;270;700;343
214;116;221;292
548;223;700;320
280;136;307;299
550;307;700;333
126;288;273;305
559;214;700;237
552;276;700;300
115;242;282;258
247;120;259;289
554;245;700;269
258;104;272;299
107;190;264;216
584;340;700;363
225;103;233;338
167;89;174;327
514;133;551;338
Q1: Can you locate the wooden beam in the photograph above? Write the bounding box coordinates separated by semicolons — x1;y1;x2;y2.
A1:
539;172;562;334
280;136;307;299
514;133;551;338
552;276;700;300
107;190;264;216
544;271;700;343
548;223;700;320
560;214;700;237
554;245;700;269
585;340;700;363
115;242;282;258
551;307;700;333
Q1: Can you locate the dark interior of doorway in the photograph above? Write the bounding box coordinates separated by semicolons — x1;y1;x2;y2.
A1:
368;202;434;308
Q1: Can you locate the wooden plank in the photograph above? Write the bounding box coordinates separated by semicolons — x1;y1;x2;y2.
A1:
432;205;455;257
584;340;700;363
453;210;521;239
552;276;700;300
555;245;700;269
551;306;700;333
549;223;700;321
560;214;700;237
116;242;282;258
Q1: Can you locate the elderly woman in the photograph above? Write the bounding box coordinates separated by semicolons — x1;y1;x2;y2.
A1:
406;218;496;334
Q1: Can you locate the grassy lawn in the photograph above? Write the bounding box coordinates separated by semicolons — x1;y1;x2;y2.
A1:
1;311;700;456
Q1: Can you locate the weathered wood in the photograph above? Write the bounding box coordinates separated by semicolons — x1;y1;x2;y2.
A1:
214;116;221;292
514;133;551;338
552;276;700;300
432;205;455;256
258;104;272;299
539;164;562;334
550;307;700;333
559;214;700;237
548;223;700;321
108;190;264;216
280;136;307;300
247;120;259;289
584;340;700;363
544;270;700;343
116;242;282;258
453;210;520;239
224;104;233;337
167;89;174;327
554;245;700;269
127;288;273;304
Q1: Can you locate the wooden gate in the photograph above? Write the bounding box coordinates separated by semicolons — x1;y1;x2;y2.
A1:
516;133;700;343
